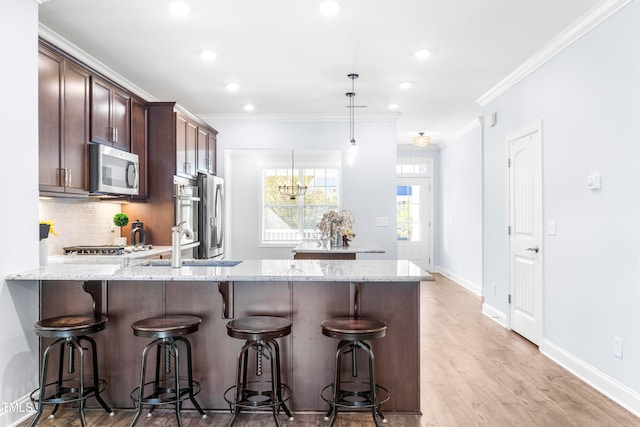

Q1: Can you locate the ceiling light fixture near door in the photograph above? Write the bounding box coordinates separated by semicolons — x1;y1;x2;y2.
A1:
200;50;217;62
318;0;341;15
414;49;431;59
346;73;358;166
168;1;190;17
278;150;308;200
413;132;431;147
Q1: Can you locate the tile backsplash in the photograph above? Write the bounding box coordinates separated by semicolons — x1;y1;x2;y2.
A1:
39;198;124;255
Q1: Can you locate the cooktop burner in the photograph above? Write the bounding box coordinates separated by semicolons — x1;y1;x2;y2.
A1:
64;245;125;255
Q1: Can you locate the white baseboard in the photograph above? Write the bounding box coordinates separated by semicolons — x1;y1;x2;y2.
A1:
481;302;507;327
0;394;35;427
541;339;640;419
434;266;482;296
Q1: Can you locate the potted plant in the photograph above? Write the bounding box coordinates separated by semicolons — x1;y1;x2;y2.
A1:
113;213;129;246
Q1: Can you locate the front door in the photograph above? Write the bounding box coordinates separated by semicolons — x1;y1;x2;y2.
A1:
508;123;543;345
397;177;432;271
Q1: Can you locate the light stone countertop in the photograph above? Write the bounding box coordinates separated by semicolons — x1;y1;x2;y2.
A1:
292;240;385;254
6;259;432;282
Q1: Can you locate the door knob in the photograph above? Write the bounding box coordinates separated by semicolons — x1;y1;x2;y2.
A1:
526;246;539;253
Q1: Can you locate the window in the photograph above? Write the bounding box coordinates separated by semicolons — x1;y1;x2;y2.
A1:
262;167;339;244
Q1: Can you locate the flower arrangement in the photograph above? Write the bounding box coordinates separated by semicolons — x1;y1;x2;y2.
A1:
318;210;355;245
39;219;58;239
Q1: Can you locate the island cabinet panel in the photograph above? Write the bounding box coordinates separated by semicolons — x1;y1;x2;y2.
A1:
291;281;420;413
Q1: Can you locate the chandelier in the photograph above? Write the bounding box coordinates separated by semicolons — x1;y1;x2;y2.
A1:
346;73;358;166
278;150;307;200
413;132;431;147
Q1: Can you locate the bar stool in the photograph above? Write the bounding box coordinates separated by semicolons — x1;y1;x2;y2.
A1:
320;317;390;427
29;314;113;427
224;316;294;427
129;314;206;427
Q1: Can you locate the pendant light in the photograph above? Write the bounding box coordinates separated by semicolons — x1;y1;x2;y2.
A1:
346;73;358;166
413;132;431;147
278;150;307;200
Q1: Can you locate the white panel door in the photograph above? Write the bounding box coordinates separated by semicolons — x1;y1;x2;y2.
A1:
508;126;542;345
397;177;431;271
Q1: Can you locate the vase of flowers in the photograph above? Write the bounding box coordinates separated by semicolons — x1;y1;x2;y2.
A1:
318;210;355;247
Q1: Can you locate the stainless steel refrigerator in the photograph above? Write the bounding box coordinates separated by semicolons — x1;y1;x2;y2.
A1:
198;173;224;259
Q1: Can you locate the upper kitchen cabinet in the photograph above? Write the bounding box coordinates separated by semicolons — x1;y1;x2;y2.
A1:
91;76;131;152
130;98;148;200
197;126;218;175
176;110;198;178
38;43;91;196
148;102;217;180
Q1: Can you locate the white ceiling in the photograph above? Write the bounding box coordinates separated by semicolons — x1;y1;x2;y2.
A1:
38;0;602;145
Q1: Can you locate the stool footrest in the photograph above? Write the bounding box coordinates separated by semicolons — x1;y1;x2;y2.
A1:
130;379;201;406
224;380;292;410
30;378;107;406
321;381;390;409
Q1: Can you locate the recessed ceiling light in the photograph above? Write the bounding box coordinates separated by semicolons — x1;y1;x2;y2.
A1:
318;0;341;15
226;82;240;91
243;104;255;111
399;82;412;89
200;50;217;61
415;49;431;59
388;104;399;110
168;1;190;17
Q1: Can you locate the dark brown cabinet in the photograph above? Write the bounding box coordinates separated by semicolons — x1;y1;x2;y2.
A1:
130;98;148;199
38;43;91;196
197;126;218;174
91;76;131;151
176;111;198;178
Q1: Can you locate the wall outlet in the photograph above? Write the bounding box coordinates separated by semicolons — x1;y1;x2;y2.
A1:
375;217;389;227
492;282;496;295
614;336;623;359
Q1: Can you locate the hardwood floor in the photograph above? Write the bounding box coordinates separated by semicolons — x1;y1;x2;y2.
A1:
20;274;640;426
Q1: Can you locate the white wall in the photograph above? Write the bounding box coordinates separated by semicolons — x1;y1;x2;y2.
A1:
482;0;640;414
214;121;398;260
0;0;40;424
438;123;483;294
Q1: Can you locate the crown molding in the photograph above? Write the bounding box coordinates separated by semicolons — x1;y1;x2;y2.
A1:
198;112;402;124
476;0;633;106
440;118;482;147
38;24;158;102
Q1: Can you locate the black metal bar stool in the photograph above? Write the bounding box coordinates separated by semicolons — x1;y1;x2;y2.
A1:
320;317;390;427
29;314;113;427
224;316;294;427
129;314;206;427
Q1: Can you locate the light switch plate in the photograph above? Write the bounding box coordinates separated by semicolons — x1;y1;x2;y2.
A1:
587;173;601;190
376;217;389;227
547;220;556;236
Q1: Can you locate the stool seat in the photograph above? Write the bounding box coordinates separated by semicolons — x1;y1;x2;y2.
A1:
131;315;201;338
35;314;107;338
227;316;292;341
321;317;387;341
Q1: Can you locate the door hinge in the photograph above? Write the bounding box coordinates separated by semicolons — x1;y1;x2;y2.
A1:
507;225;511;236
507;158;511;167
508;294;512;304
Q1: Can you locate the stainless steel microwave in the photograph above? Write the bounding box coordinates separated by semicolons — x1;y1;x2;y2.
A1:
89;144;139;196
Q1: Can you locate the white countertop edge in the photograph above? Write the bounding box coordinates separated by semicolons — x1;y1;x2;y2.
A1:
6;259;433;282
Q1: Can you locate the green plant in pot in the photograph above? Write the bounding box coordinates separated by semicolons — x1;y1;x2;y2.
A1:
113;213;129;245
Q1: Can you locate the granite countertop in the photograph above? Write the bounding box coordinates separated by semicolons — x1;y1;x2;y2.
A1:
6;259;432;282
292;241;385;254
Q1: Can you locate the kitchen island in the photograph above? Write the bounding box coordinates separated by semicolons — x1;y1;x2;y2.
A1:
292;240;385;260
8;259;430;414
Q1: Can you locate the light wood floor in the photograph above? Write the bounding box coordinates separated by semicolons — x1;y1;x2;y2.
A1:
20;274;640;426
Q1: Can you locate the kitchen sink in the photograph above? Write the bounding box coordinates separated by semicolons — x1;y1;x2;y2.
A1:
144;259;242;267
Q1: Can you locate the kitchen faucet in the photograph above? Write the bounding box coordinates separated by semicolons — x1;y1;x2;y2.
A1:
171;221;194;268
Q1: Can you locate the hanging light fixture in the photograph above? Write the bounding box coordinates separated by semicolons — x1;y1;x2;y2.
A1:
413;132;431;147
278;150;308;200
346;73;358;166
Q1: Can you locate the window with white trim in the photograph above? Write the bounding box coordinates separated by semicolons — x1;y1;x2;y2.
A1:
262;167;339;244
